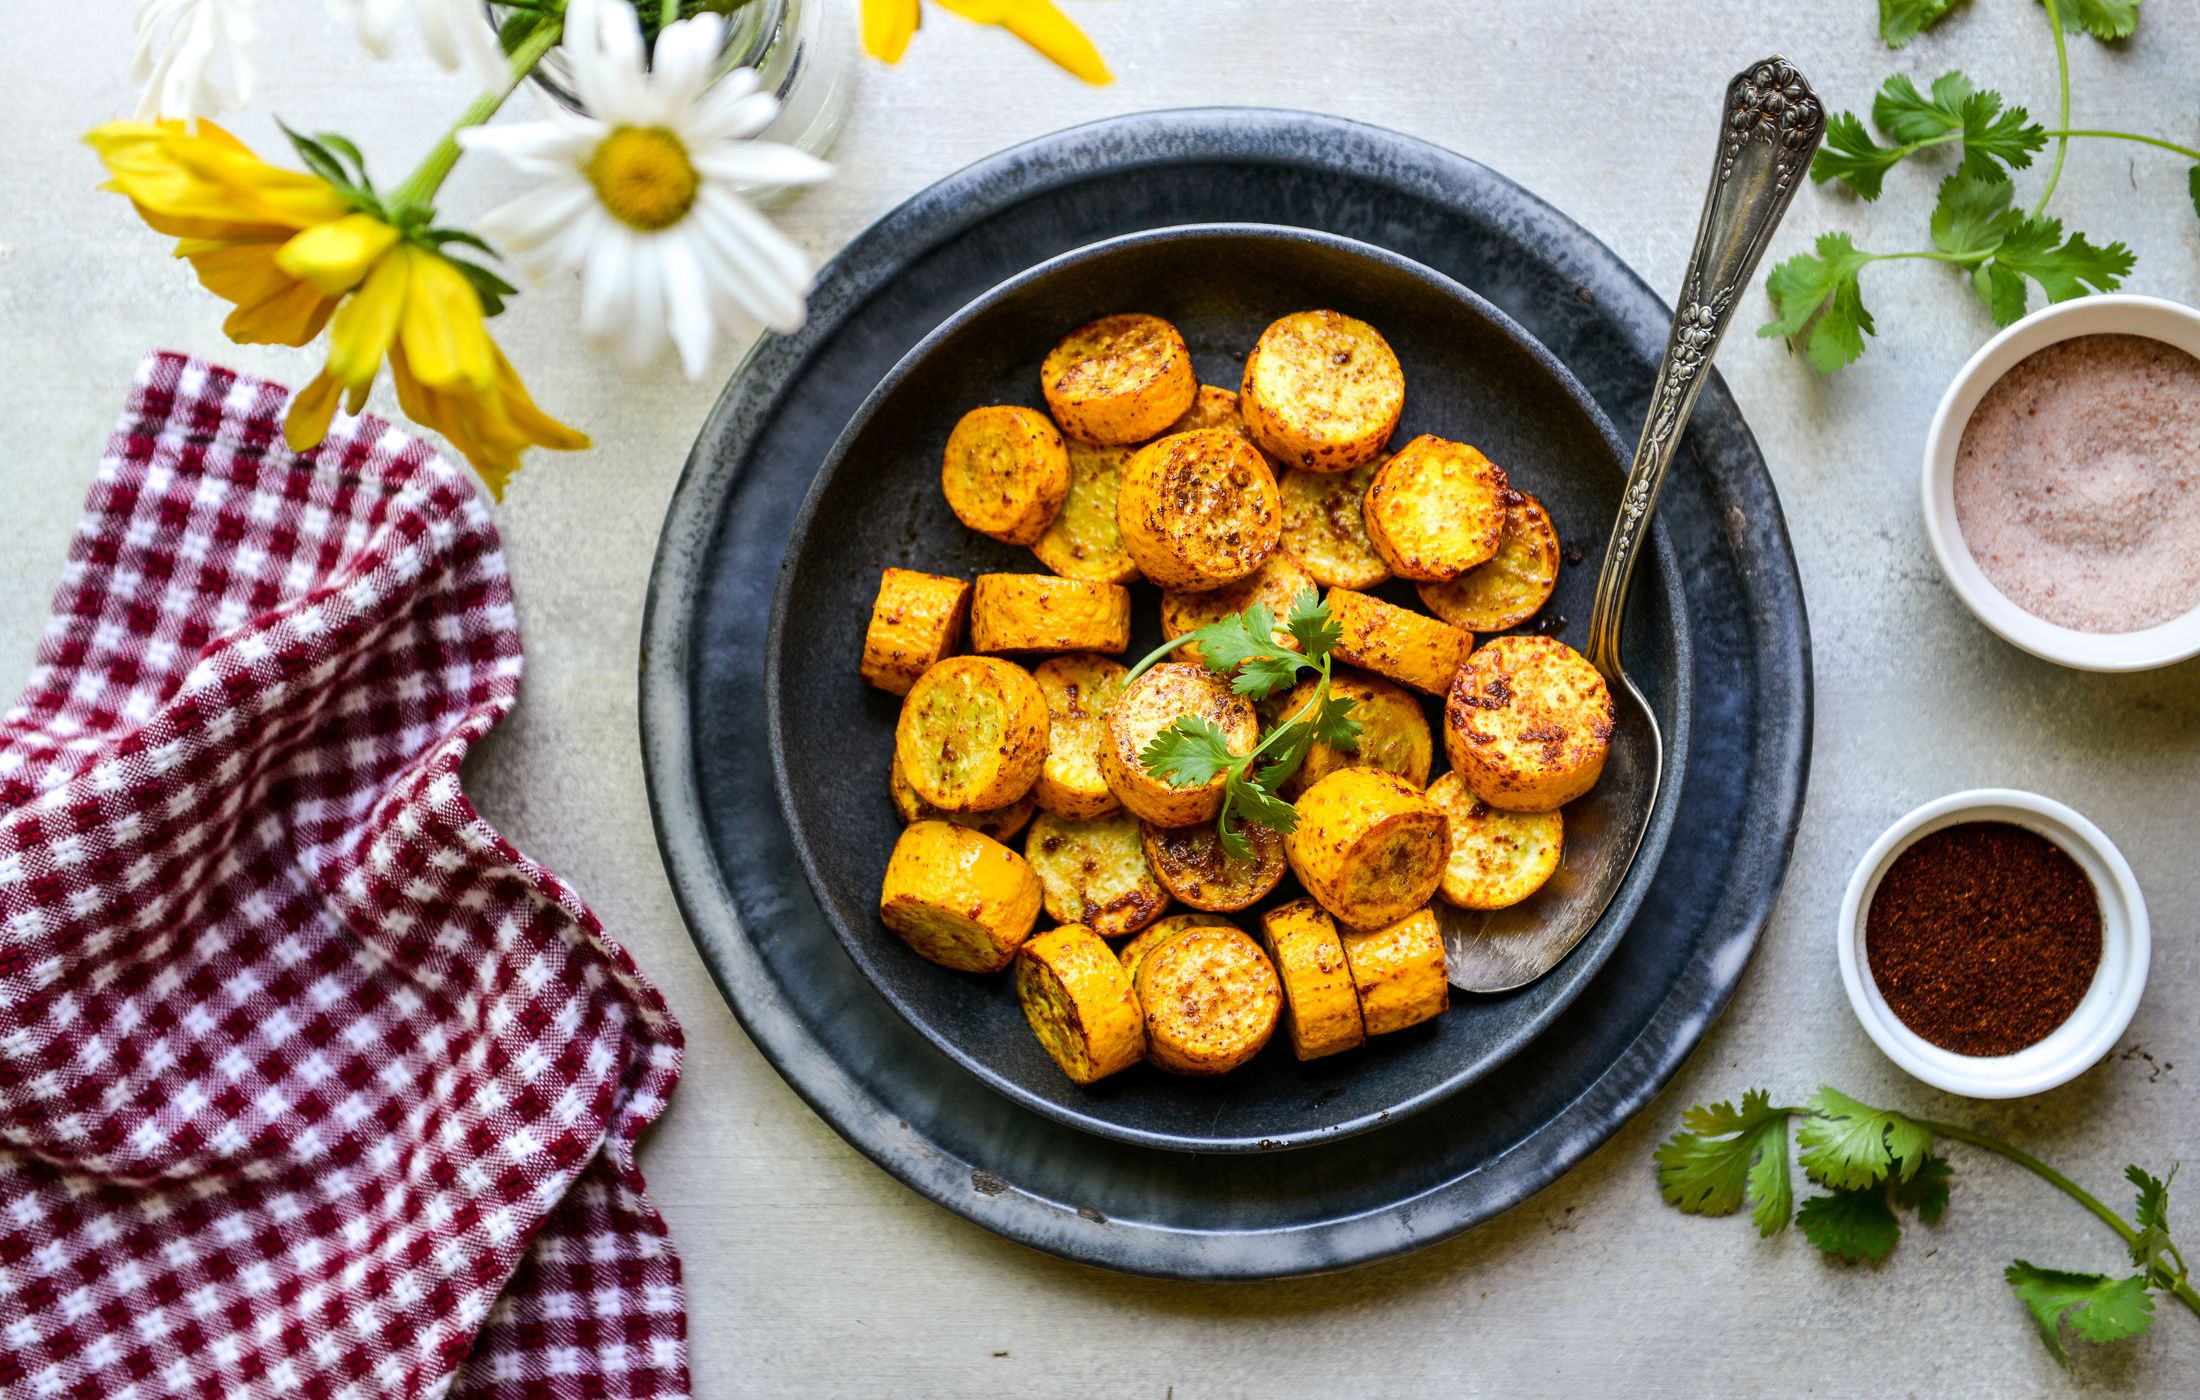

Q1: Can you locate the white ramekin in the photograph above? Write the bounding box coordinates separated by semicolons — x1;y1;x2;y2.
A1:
1837;789;2149;1099
1921;293;2200;671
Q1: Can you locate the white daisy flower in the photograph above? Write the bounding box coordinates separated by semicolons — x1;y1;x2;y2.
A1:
458;0;832;378
131;0;260;122
332;0;508;86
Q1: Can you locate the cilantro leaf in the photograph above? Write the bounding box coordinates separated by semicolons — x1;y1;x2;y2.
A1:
1893;1153;1955;1224
1655;1090;1795;1236
1140;716;1236;789
1225;766;1297;836
1308;691;1361;752
1798;1086;1933;1188
1812;112;1907;201
1254;720;1317;796
2050;0;2143;42
1989;214;2134;319
1880;0;1966;47
1798;1187;1902;1261
2006;1263;2155;1363
2127;1164;2175;1283
1759;234;1878;372
1873;73;2043;181
1180;601;1312;699
1931;168;2019;259
1284;589;1340;660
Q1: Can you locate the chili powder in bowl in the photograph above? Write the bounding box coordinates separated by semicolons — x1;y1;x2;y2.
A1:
1837;790;2149;1099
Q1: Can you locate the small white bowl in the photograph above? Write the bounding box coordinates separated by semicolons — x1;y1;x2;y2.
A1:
1838;789;2149;1099
1921;293;2200;671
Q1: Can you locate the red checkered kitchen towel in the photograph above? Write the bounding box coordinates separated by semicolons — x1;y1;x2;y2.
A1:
0;353;687;1398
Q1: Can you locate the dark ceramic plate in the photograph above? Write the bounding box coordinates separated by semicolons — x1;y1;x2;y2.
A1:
641;108;1810;1277
764;223;1689;1152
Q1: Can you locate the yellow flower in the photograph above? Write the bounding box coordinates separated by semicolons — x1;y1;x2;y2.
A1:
87;119;585;498
862;0;1110;84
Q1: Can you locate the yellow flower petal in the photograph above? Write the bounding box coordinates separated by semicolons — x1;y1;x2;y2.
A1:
284;370;344;453
390;342;587;499
862;0;921;61
932;0;1110;83
276;215;402;298
88;121;350;241
324;249;410;390
396;248;496;392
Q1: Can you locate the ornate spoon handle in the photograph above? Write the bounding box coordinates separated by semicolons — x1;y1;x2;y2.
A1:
1583;57;1825;677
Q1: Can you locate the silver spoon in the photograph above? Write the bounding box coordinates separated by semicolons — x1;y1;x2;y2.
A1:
1444;57;1825;993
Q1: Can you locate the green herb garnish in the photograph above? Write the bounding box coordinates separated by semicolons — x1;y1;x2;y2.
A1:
1659;1085;2196;1362
1766;0;2197;371
1126;590;1360;861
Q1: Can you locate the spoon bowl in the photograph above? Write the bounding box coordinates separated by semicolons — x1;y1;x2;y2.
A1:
1443;57;1824;993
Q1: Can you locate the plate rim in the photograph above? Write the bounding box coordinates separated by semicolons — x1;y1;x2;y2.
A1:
639;106;1814;1278
760;218;1691;1152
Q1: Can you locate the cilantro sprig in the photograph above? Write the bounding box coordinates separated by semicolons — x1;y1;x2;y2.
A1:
1659;1085;2197;1363
1128;590;1360;861
1769;0;2196;372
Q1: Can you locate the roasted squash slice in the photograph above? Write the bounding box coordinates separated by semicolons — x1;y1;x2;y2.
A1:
1041;313;1197;445
1425;770;1563;910
1325;587;1475;696
1275;668;1432;796
1416;490;1562;632
1032;441;1143;585
1239;310;1404;473
1141;819;1287;912
1258;898;1367;1061
1362;434;1509;582
1158;552;1318;668
894;655;1048;812
888;749;1035;842
1117;428;1282;592
1024;810;1171;938
941;405;1070;546
1133;920;1282;1075
859;567;972;697
1277;460;1391;590
1016;924;1147;1084
1340;908;1449;1034
1031;653;1128;820
968;572;1132;655
1117;912;1235;983
878;821;1042;973
1443;635;1613;812
1284;766;1450;931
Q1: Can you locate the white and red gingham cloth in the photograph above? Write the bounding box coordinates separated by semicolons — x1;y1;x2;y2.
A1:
0;352;688;1399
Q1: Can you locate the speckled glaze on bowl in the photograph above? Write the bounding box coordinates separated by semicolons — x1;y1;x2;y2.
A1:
640;108;1812;1278
765;223;1686;1153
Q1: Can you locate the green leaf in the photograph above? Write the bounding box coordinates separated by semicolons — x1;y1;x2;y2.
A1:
2005;1263;2155;1363
1798;1187;1902;1261
445;258;518;318
1655;1089;1795;1236
1283;589;1340;660
2187;166;2200;223
1987;215;2134;321
1140;716;1237;789
1874;73;2044;182
1224;766;1298;836
1798;1086;1933;1188
280;121;351;190
1182;603;1312;699
1308;690;1361;752
1213;810;1256;864
1892;1154;1954;1223
1931;169;2018;259
2127;1164;2175;1283
1880;0;1965;46
1254;721;1317;795
1759;233;1878;372
425;227;502;258
2049;0;2143;42
1812;111;1906;201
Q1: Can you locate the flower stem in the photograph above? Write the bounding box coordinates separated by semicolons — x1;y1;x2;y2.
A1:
2032;0;2072;220
2045;128;2200;162
1920;1117;2200;1321
389;16;565;216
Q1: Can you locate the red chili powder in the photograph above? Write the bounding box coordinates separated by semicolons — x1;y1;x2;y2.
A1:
1864;821;2102;1057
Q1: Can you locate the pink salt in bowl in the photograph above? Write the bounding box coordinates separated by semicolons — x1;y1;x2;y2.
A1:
1923;294;2200;672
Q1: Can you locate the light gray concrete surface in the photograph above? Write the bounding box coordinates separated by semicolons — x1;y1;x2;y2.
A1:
3;3;2196;1395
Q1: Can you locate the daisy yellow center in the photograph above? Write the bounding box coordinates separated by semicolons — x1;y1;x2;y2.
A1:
586;126;700;232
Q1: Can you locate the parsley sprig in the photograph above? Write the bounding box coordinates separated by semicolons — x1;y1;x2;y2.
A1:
1660;1085;2197;1363
1127;590;1360;861
1765;0;2198;371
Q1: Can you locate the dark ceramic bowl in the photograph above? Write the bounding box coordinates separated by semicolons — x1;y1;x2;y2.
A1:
764;223;1688;1152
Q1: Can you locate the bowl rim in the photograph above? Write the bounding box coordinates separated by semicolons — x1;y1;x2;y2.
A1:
1920;292;2200;672
1836;787;2149;1099
760;219;1686;1152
